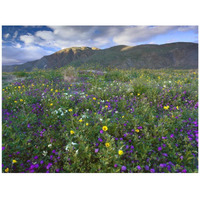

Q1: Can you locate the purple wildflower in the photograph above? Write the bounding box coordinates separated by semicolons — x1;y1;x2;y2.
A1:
137;165;142;170
114;164;118;168
150;169;155;173
2;146;5;151
158;147;162;151
121;166;127;171
100;130;103;134
95;148;99;153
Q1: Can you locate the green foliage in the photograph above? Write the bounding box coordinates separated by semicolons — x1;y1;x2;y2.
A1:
2;67;198;173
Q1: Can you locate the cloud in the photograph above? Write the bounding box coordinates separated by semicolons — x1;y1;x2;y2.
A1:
13;31;18;39
112;26;177;45
4;33;10;39
2;44;54;65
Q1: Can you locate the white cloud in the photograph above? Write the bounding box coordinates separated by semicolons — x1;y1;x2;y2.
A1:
2;44;54;65
4;33;10;39
13;31;18;39
113;26;176;45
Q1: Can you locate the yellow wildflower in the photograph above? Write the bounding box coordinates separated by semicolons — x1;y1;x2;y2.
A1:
55;90;58;92
70;130;74;134
20;99;23;102
12;160;17;164
51;89;53;91
137;93;140;96
93;97;96;100
18;86;21;89
118;150;123;156
105;105;108;108
50;103;53;106
122;116;124;118
86;123;89;126
69;109;73;112
176;106;179;110
102;126;108;131
105;143;110;147
79;119;83;122
5;168;9;173
14;101;17;103
135;129;139;133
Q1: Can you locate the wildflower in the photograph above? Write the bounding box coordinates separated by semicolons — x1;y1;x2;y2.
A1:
121;166;127;171
164;106;169;110
137;93;140;96
51;89;53;91
20;99;23;102
158;147;162;151
122;116;124;118
14;101;17;103
2;147;5;151
135;129;139;133
105;105;108;108
176;106;179;110
93;97;96;100
118;150;123;155
79;119;83;122
50;103;53;106
100;130;103;134
70;130;75;134
69;109;73;112
105;142;110;147
150;168;155;173
114;164;118;168
12;160;17;164
95;149;99;153
5;168;9;173
137;165;142;170
86;123;89;126
55;90;58;92
48;144;52;148
18;86;21;89
102;126;108;131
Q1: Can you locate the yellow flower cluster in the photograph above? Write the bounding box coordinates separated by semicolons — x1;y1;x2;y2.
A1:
164;106;169;110
102;126;108;131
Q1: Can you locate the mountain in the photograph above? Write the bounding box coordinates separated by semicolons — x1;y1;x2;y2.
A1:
2;42;198;72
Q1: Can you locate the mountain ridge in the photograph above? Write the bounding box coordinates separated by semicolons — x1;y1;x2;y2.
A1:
2;42;198;72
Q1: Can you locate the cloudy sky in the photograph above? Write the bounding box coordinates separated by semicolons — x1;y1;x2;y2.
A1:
2;26;198;65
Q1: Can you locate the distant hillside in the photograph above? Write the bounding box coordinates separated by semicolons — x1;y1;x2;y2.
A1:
2;42;198;72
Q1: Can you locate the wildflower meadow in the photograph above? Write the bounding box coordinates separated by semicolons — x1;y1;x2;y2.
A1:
2;67;198;173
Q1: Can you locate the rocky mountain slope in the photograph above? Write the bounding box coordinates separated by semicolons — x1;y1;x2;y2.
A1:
2;42;198;72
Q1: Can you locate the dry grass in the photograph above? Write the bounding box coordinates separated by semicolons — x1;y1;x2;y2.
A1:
62;66;77;83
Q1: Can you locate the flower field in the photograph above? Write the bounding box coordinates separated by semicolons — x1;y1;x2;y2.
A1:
2;67;198;173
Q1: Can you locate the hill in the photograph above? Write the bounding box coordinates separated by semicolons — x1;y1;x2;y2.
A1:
2;42;198;72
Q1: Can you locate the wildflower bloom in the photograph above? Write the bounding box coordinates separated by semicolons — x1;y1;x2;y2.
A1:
50;103;53;106
102;126;108;131
95;149;99;153
158;147;162;151
121;166;127;171
135;129;139;133
105;142;110;147
118;150;123;155
86;123;89;126
5;168;9;173
114;164;118;168
79;119;83;122
164;106;169;110
100;130;103;134
137;165;142;170
69;109;73;112
93;97;96;100
12;160;17;164
20;99;23;102
70;130;75;134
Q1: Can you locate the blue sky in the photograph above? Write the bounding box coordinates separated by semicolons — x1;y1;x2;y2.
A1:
2;26;198;65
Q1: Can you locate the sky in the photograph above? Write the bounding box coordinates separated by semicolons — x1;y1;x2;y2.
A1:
2;25;198;65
